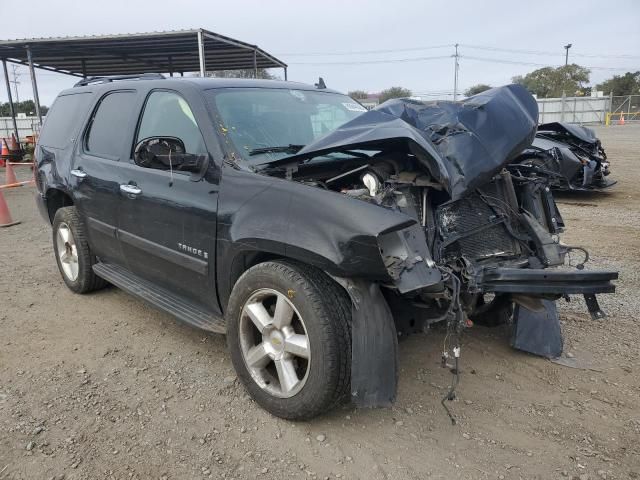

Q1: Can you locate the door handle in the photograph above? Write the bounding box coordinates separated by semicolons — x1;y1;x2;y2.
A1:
70;169;87;179
120;184;142;196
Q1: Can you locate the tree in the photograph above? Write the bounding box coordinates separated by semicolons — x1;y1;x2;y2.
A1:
0;100;48;117
596;71;640;96
378;86;412;103
347;90;369;100
512;64;590;98
464;84;492;97
207;68;277;80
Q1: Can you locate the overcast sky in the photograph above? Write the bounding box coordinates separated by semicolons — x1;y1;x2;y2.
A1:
1;0;639;106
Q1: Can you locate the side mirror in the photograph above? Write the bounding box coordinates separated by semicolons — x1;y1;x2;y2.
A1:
134;136;205;174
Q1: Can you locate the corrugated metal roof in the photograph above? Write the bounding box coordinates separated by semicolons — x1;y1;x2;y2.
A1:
0;29;286;77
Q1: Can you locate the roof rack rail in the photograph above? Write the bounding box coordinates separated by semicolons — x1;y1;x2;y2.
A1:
74;73;165;87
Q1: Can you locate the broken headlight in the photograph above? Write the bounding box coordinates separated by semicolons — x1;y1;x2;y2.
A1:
361;172;382;197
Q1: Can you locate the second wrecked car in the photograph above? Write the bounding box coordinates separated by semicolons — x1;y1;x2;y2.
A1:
517;121;616;191
35;77;617;420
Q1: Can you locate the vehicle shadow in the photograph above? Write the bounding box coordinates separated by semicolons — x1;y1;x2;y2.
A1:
553;189;615;206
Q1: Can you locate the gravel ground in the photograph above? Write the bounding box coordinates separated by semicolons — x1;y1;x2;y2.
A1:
1;125;639;480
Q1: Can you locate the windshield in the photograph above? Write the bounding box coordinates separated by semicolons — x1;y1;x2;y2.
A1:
207;88;366;163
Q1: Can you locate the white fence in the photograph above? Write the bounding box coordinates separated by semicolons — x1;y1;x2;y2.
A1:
537;96;609;125
0;116;41;139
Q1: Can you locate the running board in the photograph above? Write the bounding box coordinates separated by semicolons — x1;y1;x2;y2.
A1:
93;262;225;334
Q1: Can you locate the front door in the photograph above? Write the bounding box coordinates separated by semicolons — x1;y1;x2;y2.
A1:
73;90;138;265
116;89;219;311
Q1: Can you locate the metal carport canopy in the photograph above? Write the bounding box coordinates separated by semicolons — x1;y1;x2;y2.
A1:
0;29;287;76
0;29;288;134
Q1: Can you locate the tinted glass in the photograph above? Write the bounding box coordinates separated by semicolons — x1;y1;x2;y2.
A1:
38;93;92;149
85;91;136;158
207;88;366;163
137;91;206;155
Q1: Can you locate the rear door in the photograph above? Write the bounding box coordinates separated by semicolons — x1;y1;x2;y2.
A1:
72;90;138;264
116;88;220;311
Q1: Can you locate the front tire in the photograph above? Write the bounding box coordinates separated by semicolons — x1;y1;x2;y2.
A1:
52;206;107;294
226;261;351;420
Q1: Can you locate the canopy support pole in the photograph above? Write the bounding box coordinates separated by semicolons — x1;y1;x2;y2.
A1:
253;49;258;78
284;67;288;81
25;46;42;125
197;30;206;77
1;59;20;144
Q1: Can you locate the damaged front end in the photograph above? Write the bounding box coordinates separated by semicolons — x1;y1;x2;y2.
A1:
252;85;618;407
516;122;616;191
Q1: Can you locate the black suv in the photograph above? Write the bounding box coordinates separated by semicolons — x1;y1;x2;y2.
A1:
35;76;617;420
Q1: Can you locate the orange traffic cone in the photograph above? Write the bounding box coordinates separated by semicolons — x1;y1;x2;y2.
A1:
0;139;9;157
0;188;19;227
9;133;18;151
5;162;17;186
619;113;625;125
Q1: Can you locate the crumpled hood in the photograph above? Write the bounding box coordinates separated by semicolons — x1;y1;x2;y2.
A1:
537;122;598;144
290;84;539;200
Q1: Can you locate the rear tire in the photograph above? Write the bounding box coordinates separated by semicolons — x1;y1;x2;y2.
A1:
226;260;351;420
52;206;107;294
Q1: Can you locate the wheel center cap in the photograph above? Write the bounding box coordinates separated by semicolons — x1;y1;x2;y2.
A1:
268;330;285;353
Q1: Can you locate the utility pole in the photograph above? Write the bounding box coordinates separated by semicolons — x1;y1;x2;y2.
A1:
9;64;20;103
453;43;460;101
564;43;572;66
561;43;572;121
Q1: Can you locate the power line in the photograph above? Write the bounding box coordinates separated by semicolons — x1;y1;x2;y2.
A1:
288;54;452;65
277;44;454;56
460;44;640;60
288;52;632;71
460;55;633;71
9;65;20;103
279;43;640;60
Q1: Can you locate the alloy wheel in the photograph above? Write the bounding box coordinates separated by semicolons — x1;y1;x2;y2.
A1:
55;222;79;281
238;288;311;398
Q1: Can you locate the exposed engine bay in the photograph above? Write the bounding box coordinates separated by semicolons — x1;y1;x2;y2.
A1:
270;151;578;323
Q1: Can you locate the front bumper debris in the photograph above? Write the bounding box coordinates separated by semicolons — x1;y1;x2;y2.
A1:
476;267;618;295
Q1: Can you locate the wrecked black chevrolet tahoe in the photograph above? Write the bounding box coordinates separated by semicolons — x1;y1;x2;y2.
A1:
35;76;617;420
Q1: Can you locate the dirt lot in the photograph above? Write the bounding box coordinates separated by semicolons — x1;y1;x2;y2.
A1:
1;125;639;480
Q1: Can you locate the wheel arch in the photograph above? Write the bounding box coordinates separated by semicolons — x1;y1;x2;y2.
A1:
219;243;376;315
45;188;74;224
221;251;399;409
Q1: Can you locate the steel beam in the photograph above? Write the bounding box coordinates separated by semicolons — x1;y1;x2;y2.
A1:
253;49;258;78
1;59;20;144
2;58;82;77
197;30;206;77
25;46;42;125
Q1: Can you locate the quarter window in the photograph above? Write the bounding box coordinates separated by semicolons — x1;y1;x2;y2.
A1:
39;92;92;149
85;91;136;158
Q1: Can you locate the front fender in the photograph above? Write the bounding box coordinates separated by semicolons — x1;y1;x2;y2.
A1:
216;167;417;307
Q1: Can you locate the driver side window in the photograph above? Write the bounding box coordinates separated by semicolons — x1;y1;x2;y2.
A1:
135;91;207;170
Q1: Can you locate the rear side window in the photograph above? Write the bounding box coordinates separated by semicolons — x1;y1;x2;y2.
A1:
38;93;92;149
85;91;136;158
